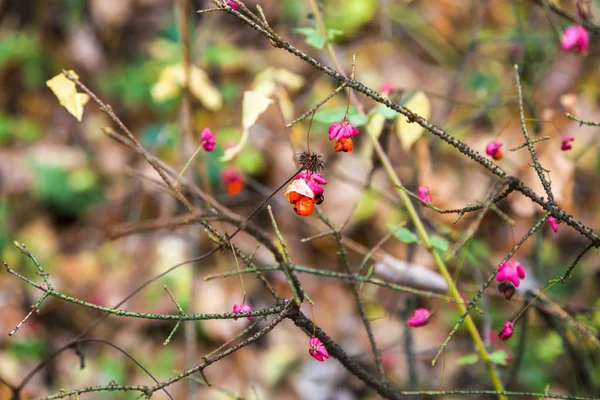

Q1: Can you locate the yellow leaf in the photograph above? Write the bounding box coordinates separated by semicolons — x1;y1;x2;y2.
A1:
253;67;304;96
222;91;273;162
150;80;179;103
147;38;180;62
273;68;305;92
242;90;273;130
396;91;430;151
150;64;222;111
189;66;223;111
46;71;90;122
151;65;181;103
252;68;304;121
368;113;386;140
360;113;385;159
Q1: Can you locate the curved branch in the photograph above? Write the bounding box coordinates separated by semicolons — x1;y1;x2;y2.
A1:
219;6;600;247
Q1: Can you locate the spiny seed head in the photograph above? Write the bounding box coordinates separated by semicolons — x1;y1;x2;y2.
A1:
297;152;325;173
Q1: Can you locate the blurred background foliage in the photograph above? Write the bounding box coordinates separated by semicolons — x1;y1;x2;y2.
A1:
1;0;600;399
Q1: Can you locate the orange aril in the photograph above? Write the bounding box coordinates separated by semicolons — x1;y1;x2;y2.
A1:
334;138;353;152
294;197;315;216
227;179;244;196
286;191;302;204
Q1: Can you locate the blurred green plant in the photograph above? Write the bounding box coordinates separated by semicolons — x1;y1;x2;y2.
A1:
0;114;42;144
6;338;47;361
141;123;180;151
30;161;103;219
281;0;303;20
99;354;129;399
0;32;45;88
202;42;245;68
98;61;161;109
323;0;377;37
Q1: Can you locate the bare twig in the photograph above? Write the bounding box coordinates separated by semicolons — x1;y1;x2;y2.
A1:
316;207;385;379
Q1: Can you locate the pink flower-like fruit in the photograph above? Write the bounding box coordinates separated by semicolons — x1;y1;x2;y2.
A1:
308;337;330;362
417;186;431;204
227;0;241;10
561;135;575;151
496;260;526;288
485;140;503;161
294;171;327;196
232;303;253;321
328;120;359;141
381;82;396;96
548;216;559;233
285;171;328;216
560;25;589;53
499;321;514;341
407;308;431;328
200;128;216;152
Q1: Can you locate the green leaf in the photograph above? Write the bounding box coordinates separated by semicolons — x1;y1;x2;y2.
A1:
372;104;397;120
431;235;449;253
456;353;480;365
295;27;343;49
388;224;418;244
327;29;344;40
314;106;368;127
489;350;508;366
294;27;327;49
348;113;369;127
398;91;417;106
314;107;349;123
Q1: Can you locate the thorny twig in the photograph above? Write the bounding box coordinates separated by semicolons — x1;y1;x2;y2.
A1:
316;207;385;379
431;214;549;365
514;65;554;203
218;4;600;247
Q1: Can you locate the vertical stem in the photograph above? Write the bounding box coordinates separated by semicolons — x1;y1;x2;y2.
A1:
307;0;363;113
178;2;199;400
365;110;506;395
305;1;504;396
